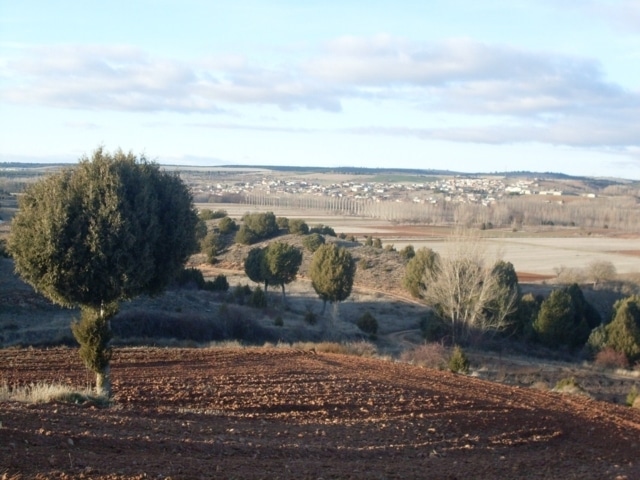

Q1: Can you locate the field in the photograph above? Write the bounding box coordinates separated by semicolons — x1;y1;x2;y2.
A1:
2;188;640;478
2;347;640;479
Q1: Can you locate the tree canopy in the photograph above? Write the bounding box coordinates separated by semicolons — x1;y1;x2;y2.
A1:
309;243;355;314
262;241;302;300
9;148;198;309
8;147;198;395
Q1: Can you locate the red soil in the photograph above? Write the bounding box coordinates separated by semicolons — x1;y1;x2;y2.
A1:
2;347;640;479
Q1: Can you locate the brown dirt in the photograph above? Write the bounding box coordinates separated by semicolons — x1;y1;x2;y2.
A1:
2;347;640;479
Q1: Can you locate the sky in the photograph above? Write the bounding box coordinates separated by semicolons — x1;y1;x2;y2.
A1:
1;1;640;179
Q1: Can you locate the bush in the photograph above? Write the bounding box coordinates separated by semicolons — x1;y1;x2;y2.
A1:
200;232;221;263
358;258;370;270
309;224;336;236
594;347;630;369
356;312;378;337
204;274;229;292
248;286;267;308
419;314;449;342
174;267;205;290
235;225;258;245
288;219;309;235
304;311;318;325
199;209;227;220
399;245;415;260
274;315;283;327
303;233;325;252
233;284;252;304
218;216;237;234
448;345;470;374
276;216;289;231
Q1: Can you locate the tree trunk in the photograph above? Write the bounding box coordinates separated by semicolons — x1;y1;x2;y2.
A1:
96;365;111;398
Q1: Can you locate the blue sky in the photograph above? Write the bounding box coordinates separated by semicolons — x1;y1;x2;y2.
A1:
1;1;639;178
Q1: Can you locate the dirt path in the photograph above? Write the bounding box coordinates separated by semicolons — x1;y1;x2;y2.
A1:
2;347;640;479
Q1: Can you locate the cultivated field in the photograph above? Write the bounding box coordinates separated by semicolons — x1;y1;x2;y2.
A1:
2;347;640;479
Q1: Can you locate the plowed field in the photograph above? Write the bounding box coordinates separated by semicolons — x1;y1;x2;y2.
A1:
2;348;640;479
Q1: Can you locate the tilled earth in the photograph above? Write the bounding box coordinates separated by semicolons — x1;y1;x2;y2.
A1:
1;347;640;479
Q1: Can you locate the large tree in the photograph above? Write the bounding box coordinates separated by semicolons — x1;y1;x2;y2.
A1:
422;234;518;343
244;247;268;291
309;243;355;315
262;241;302;301
8;147;198;396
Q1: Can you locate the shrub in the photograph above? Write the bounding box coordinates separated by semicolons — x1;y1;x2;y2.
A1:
399;244;415;260
274;315;283;327
200;232;221;263
199;209;227;220
217;216;237;234
372;238;382;249
174;267;205;290
448;345;470;374
288;219;309;235
419;314;449;342
356;312;378;337
303;233;325;252
304;311;318;325
552;377;591;398
235;225;258;245
594;347;630;369
205;274;229;292
384;244;395;252
248;286;267;308
276;216;289;231
309;224;336;236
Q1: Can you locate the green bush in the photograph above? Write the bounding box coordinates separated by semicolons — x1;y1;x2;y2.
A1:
309;224;336;236
356;312;378;336
399;245;415;260
303;233;325;252
288;219;309;235
419;314;449;342
205;274;229;292
248;286;267;308
448;345;470;374
218;216;237;234
605;295;640;364
276;216;289;231
175;267;205;290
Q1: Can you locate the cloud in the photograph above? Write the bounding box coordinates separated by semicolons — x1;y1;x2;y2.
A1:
1;37;638;152
1;44;341;113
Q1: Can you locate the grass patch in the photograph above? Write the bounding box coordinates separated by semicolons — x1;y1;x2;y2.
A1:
288;341;378;357
0;381;109;406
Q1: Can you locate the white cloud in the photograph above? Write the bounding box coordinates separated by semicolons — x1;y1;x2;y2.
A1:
1;37;638;152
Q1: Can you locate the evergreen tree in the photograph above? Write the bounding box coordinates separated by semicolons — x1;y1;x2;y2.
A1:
402;247;439;298
244;247;268;291
8;147;198;396
309;243;355;315
533;289;576;348
263;241;302;301
606;295;640;363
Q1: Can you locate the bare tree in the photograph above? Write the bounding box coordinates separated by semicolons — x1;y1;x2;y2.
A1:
422;231;519;343
586;260;617;288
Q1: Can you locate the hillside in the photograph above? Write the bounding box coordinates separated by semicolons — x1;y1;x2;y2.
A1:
1;347;639;479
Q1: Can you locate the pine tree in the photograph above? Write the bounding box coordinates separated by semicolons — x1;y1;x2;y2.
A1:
309;243;355;315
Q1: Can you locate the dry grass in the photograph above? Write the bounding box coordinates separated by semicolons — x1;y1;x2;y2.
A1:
0;381;107;405
288;340;378;357
399;342;448;370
